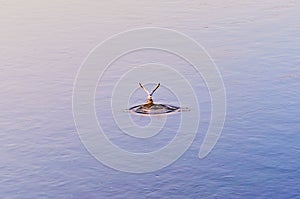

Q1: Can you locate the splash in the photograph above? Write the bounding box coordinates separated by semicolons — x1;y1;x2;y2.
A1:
129;83;188;115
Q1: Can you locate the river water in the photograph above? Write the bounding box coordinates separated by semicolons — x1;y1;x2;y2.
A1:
1;1;300;198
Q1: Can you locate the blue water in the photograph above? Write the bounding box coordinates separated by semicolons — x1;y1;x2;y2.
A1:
1;1;300;198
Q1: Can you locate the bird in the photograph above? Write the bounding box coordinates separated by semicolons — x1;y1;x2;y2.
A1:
138;82;160;107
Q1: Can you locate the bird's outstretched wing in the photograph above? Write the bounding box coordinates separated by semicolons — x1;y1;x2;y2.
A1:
139;82;160;97
139;82;150;96
150;83;160;96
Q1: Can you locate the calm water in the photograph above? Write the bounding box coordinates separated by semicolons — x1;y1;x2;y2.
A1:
1;1;300;198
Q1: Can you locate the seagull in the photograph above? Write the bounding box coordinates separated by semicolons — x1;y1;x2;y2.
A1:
138;82;160;106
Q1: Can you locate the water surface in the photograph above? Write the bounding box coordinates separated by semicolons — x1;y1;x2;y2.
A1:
1;1;300;198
